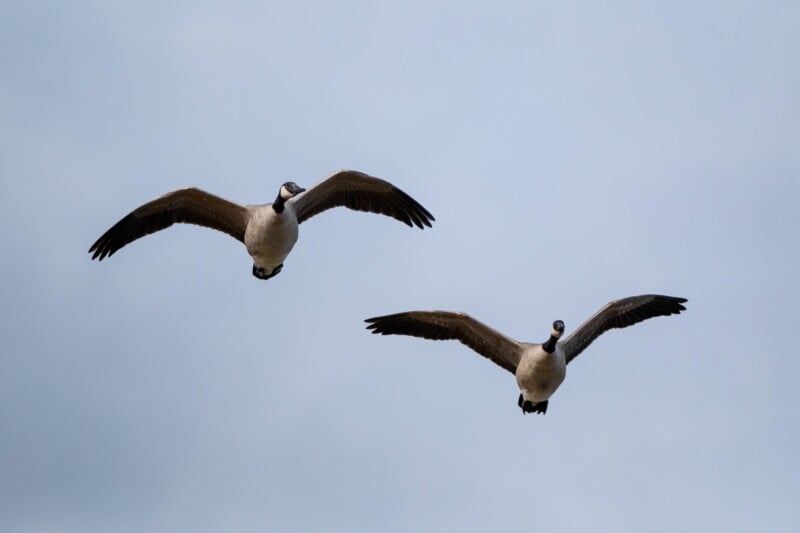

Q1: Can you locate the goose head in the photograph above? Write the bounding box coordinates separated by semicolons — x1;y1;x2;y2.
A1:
279;181;306;200
541;320;565;354
551;320;565;339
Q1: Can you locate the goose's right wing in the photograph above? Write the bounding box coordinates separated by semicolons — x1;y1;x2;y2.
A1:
89;188;250;260
365;311;523;374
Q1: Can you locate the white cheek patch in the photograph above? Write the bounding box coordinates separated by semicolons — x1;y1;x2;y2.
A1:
551;327;563;338
280;186;291;200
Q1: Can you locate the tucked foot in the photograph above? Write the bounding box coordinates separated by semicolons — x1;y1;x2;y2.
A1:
520;399;548;415
252;263;283;280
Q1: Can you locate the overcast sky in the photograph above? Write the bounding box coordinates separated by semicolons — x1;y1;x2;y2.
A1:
1;1;798;532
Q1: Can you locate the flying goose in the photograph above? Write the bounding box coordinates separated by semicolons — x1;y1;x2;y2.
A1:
365;294;687;415
89;170;434;280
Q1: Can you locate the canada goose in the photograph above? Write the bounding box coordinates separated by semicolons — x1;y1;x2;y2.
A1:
89;170;434;280
365;294;687;415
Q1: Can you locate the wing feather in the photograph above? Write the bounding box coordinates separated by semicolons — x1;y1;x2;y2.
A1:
290;170;434;228
561;294;688;364
365;311;523;374
89;188;249;260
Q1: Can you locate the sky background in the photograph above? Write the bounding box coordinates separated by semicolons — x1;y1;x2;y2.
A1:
1;1;798;531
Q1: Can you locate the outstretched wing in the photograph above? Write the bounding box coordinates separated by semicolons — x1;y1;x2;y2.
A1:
290;170;434;228
560;294;688;364
365;310;523;374
89;188;249;260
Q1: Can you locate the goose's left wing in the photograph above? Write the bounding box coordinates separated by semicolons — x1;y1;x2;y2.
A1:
561;294;688;364
290;170;434;228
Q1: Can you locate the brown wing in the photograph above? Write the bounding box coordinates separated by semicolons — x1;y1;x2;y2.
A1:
89;188;250;260
289;170;434;228
560;294;688;364
365;311;523;374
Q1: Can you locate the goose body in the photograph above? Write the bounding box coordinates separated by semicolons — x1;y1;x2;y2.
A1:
515;343;566;405
89;170;434;280
243;200;300;278
366;294;687;415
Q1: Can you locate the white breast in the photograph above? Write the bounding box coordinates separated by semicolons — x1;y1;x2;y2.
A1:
515;344;567;402
244;204;299;269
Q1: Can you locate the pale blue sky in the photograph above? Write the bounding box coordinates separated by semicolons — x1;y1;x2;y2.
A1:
1;1;798;532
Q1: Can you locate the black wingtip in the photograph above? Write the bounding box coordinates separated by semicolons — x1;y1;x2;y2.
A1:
418;214;435;229
88;243;102;261
393;187;435;230
364;315;400;335
667;295;688;310
364;317;383;333
88;241;111;261
653;295;689;316
418;208;435;228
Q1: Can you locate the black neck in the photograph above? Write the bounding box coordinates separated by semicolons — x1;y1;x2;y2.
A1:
542;335;558;354
272;193;286;213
